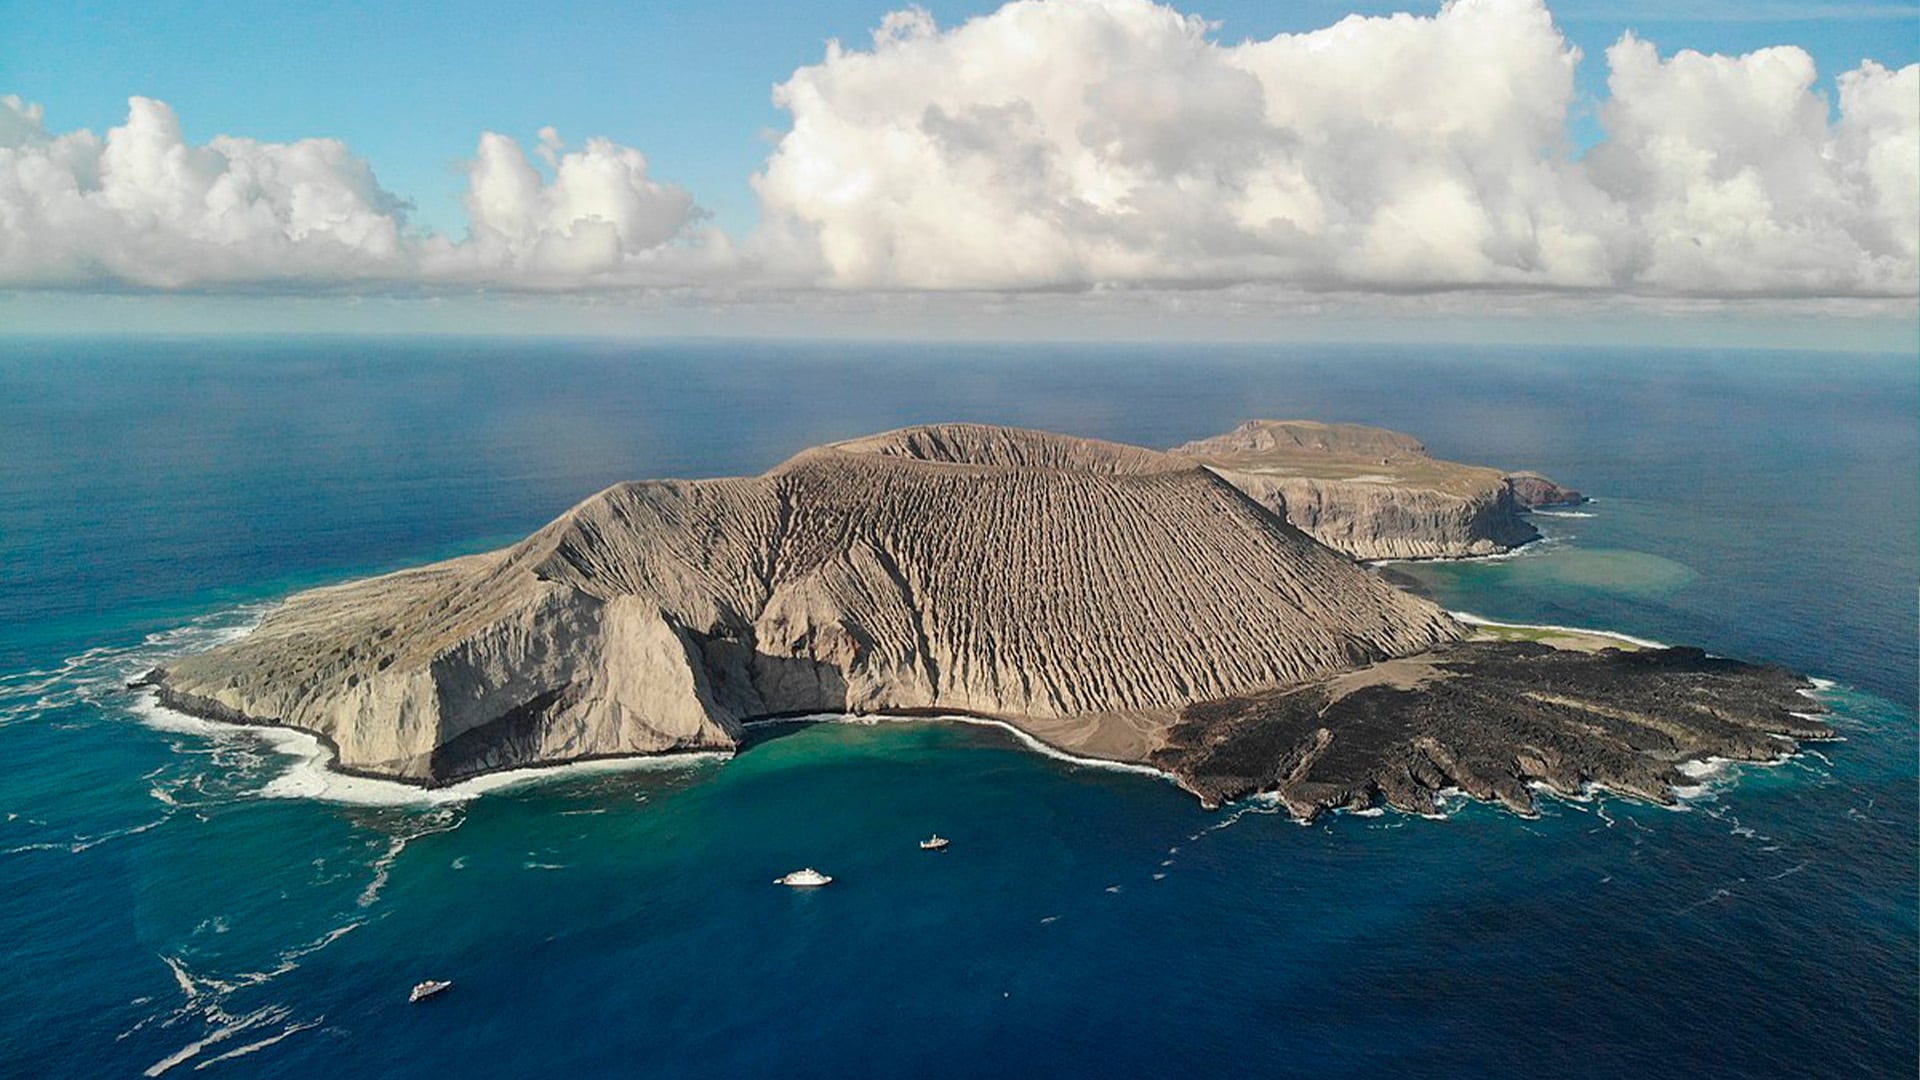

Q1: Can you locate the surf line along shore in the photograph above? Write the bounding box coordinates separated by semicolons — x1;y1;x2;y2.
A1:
133;423;1833;822
129;632;1834;823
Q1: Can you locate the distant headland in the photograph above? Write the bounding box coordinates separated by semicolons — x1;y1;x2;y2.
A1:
138;422;1825;820
1174;418;1585;560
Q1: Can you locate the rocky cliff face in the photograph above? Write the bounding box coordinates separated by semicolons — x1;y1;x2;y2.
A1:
1200;472;1538;560
1171;420;1570;560
1505;471;1587;508
146;424;1460;784
1155;641;1829;818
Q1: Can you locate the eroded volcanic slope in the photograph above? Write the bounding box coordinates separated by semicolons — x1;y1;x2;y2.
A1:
144;422;1828;816
145;424;1453;784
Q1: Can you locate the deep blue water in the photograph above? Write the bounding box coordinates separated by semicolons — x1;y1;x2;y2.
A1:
0;339;1913;1078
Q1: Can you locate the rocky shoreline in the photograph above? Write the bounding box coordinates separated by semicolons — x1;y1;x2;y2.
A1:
137;420;1833;821
1506;471;1587;510
135;624;1835;821
1172;420;1580;560
1151;640;1832;819
128;673;739;792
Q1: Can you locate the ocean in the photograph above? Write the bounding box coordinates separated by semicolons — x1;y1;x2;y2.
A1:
0;339;1913;1078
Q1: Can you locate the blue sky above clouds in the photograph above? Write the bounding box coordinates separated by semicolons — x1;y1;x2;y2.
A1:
3;0;1916;346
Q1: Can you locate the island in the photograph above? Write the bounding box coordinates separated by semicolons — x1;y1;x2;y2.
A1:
1173;419;1585;560
138;422;1826;820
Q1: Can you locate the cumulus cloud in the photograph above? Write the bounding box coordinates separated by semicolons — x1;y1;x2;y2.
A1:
0;95;709;290
0;95;409;288
422;127;713;284
1;0;1915;302
755;0;1917;297
1588;39;1917;295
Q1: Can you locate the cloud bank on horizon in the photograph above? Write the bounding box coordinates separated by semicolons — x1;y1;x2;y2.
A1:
1;0;1914;301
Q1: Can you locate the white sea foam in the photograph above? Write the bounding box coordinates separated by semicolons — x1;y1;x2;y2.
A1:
4;812;172;857
1531;510;1596;518
111;606;1150;812
144;1032;218;1076
190;1018;321;1070
359;813;462;908
143;1003;292;1077
1675;886;1737;915
161;955;200;1001
0;603;274;727
155;919;364;1016
1448;610;1668;649
1660;751;1803;807
283;921;364;967
1188;794;1291;832
133;919;357;1072
1677;759;1726;780
128;696;245;738
1415;786;1472;820
1366;537;1561;568
132;691;727;808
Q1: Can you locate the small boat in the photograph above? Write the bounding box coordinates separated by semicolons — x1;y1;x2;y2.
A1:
408;979;452;1003
774;868;832;887
919;835;950;851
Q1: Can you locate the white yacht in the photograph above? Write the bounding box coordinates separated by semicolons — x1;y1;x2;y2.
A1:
408;979;452;1003
774;868;832;887
919;835;950;851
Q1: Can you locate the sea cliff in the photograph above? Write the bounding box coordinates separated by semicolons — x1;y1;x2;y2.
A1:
142;422;1826;817
1172;419;1575;559
144;425;1455;783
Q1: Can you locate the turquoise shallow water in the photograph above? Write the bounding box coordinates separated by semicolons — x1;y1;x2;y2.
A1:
0;341;1913;1077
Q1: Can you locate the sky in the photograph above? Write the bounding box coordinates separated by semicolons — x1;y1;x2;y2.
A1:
3;0;1917;347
